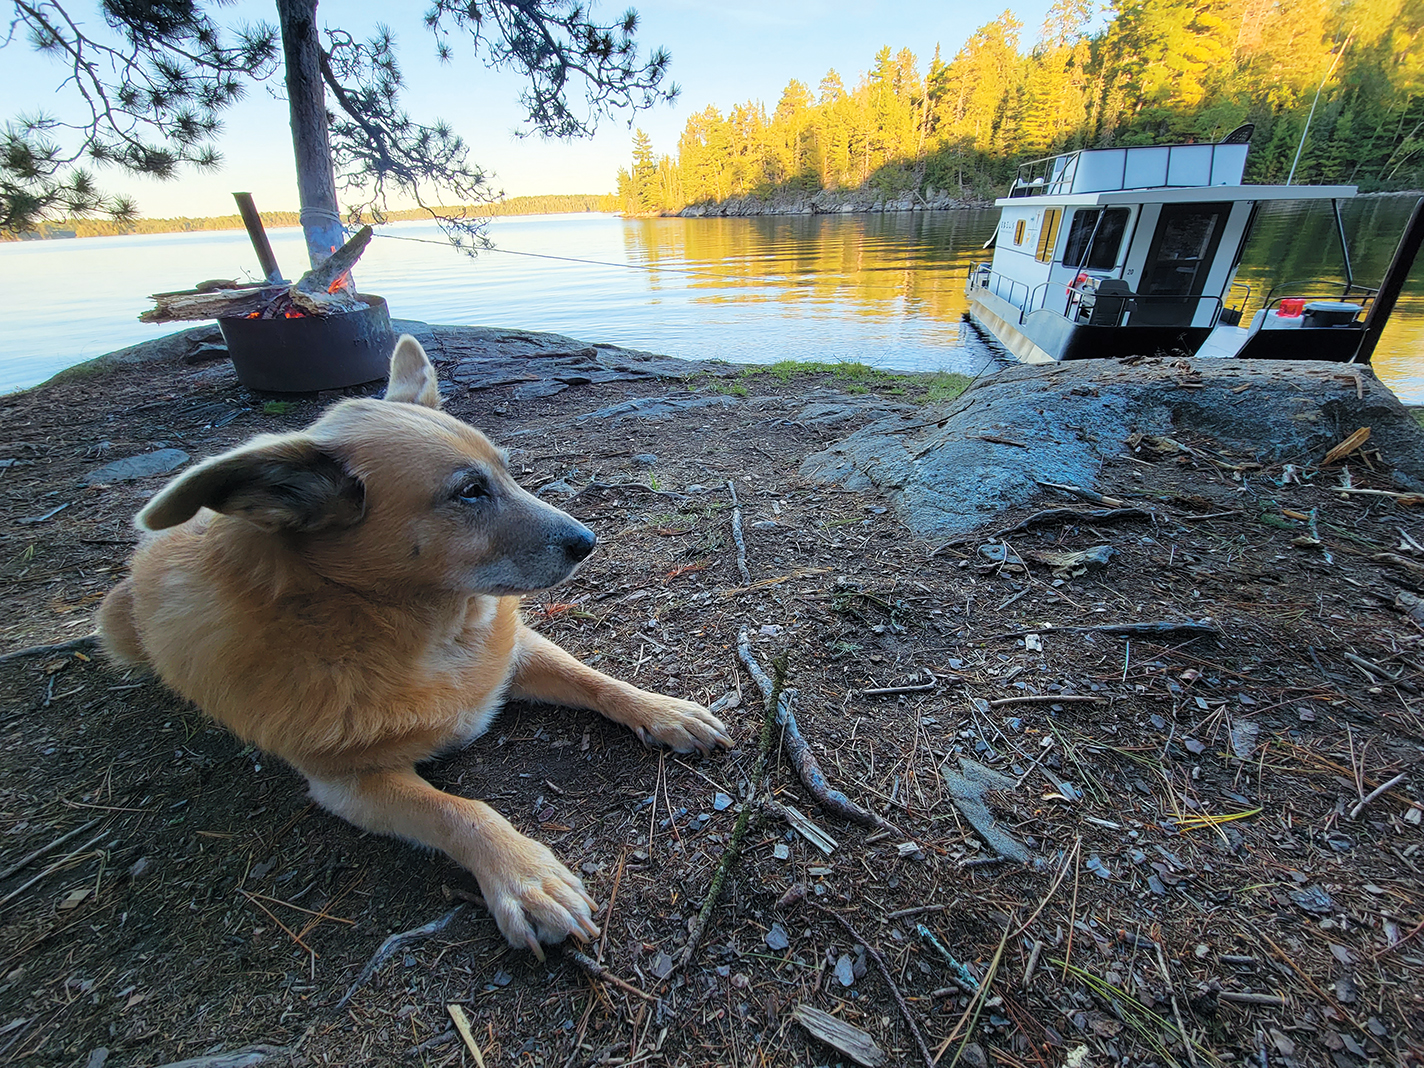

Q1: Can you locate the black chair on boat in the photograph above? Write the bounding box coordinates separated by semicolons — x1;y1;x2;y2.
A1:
1087;279;1134;326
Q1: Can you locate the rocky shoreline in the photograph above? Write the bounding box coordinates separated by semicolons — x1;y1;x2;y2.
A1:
674;186;990;217
56;322;1424;540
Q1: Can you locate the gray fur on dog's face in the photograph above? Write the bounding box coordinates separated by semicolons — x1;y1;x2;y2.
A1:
137;393;596;597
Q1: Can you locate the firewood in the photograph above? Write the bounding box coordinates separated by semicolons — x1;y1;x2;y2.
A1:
293;225;372;294
140;285;287;323
140;224;375;323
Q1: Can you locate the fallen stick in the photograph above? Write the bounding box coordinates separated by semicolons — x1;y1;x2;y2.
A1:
777;689;898;833
564;948;657;1001
0;829;110;912
678;629;782;971
1257;931;1385;1054
793;1004;888;1067
939;915;1012;1068
1022;939;1044;988
1340;652;1417;693
727;480;751;585
0;817;100;881
410;1029;457;1054
761;798;838;854
566;480;689;503
447;1003;488;1068
0;634;100;665
1374;551;1424;576
1218;991;1287;1007
988;620;1220;641
887;903;950;920
1336;486;1424;504
334;905;465;1009
935;507;1153;552
1155;940;1199;1068
1349;771;1409;819
149;1046;290;1068
819;907;936;1068
859;670;940;697
987;694;1104;709
1034;480;1126;508
736;627;777;699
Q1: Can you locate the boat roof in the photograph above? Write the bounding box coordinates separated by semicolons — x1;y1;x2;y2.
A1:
993;184;1358;208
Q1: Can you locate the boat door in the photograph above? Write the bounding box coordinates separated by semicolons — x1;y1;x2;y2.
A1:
1135;202;1230;325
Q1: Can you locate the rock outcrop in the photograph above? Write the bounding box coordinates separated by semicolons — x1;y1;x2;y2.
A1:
676;187;987;218
801;358;1424;543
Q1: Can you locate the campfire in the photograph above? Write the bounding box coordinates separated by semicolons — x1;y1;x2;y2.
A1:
134;197;395;393
140;222;373;326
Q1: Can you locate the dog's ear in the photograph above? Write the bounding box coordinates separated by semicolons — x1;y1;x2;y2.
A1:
136;434;365;534
385;334;441;409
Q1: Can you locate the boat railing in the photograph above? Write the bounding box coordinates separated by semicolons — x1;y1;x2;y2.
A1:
1261;278;1378;309
1007;143;1249;197
1009;153;1082;198
1022;280;1225;329
966;262;1032;313
1221;281;1253;326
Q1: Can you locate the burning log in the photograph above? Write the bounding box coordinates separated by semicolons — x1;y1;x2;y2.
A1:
141;225;374;324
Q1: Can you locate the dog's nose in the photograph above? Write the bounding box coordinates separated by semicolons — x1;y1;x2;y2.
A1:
565;526;596;563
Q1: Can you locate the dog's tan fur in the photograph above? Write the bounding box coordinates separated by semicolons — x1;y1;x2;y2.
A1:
97;336;731;955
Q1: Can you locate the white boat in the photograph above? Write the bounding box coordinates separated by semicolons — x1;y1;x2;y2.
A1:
965;127;1420;365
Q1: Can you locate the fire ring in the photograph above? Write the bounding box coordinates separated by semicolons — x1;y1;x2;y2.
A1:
218;293;395;393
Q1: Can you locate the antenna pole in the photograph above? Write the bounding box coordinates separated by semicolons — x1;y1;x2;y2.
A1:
1288;29;1352;186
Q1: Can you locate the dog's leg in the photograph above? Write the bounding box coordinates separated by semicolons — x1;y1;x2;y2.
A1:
306;766;598;957
511;626;732;754
96;578;148;666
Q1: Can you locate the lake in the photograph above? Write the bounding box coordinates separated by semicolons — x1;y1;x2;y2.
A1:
2;196;1422;400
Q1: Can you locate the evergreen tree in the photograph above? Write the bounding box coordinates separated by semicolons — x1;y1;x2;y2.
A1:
3;0;676;246
619;0;1424;211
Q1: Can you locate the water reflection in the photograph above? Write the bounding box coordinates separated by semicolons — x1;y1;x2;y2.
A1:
622;212;999;328
1238;196;1424;400
1;196;1421;399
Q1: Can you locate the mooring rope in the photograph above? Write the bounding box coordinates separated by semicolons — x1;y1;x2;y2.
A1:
370;229;714;276
368;227;968;290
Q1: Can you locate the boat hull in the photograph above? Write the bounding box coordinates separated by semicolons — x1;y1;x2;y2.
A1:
967;290;1212;362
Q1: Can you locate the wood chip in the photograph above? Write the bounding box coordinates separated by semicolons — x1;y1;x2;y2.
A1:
792;1004;887;1067
446;1004;487;1068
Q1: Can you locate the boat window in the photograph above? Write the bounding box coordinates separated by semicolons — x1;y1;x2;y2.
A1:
1013;219;1026;245
1035;209;1062;263
1063;207;1131;270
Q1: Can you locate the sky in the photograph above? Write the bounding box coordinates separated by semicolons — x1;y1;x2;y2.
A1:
0;0;1059;218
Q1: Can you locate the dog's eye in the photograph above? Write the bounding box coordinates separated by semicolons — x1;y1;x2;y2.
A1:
456;478;490;502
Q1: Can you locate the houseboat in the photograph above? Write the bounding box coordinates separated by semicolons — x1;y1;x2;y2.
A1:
964;128;1419;365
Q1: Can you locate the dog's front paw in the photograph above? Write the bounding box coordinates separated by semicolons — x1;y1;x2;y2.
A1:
477;834;599;959
628;696;733;756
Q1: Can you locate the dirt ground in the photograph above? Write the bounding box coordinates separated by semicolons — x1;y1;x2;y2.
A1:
1;339;1422;1068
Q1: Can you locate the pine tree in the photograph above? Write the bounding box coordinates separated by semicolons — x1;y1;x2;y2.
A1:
3;0;676;249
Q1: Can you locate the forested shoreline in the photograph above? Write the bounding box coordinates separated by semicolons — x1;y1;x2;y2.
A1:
4;194;617;242
618;0;1423;214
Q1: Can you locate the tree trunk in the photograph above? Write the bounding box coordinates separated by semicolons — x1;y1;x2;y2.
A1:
276;0;347;273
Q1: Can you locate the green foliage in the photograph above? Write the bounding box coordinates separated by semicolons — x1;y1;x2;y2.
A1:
4;1;673;239
262;400;298;416
726;361;972;404
622;0;1422;214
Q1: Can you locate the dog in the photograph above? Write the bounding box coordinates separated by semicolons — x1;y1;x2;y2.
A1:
97;335;732;956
